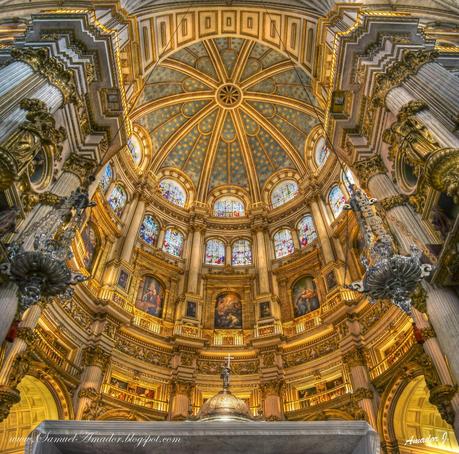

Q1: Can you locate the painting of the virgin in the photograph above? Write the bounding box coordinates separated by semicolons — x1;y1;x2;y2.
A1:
214;292;242;329
81;222;99;271
292;276;320;317
135;276;164;318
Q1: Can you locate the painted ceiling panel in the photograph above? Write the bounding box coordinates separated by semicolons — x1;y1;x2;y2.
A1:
135;37;322;201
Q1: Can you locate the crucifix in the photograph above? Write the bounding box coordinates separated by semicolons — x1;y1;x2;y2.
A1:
221;354;234;390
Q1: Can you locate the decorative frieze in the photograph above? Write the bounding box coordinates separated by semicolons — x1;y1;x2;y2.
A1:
0;98;66;190
197;359;259;375
283;336;339;368
343;346;369;368
11;47;78;104
379;195;408;211
372;49;438;107
353;155;386;188
82;346;111;371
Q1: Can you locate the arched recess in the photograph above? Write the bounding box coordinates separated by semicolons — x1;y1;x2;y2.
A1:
393;376;458;453
378;367;459;453
0;375;60;453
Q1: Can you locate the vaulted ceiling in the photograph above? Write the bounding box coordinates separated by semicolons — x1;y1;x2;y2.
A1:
133;37;320;202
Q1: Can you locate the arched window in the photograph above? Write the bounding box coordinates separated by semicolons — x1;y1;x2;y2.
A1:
213;196;245;217
342;167;356;193
271;180;299;208
232;239;252;266
162;228;184;257
297;215;317;248
159;178;186;207
107;184;127;217
127;136;142;166
139;215;159;246
205;239;225;265
314;137;329;168
273;228;295;258
100;163;113;193
328;185;346;218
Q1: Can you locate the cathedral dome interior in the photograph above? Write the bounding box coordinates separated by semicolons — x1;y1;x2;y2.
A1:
0;0;458;453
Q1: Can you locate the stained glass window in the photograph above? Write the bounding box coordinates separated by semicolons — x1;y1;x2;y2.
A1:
159;179;186;207
205;239;225;265
213;197;245;217
127;136;142;166
297;215;317;248
107;184;127;217
139;215;159;246
232;239;252;266
271;180;299;208
273;228;295;259
342;167;356;193
328;185;346;218
162;228;184;257
315;137;330;168
100;163;113;193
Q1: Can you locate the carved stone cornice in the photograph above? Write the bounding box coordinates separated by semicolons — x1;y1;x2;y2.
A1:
62;153;97;183
81;346;111;371
0;98;66;190
21;191;62;213
428;384;457;425
7;350;33;388
78;387;99;400
372;49;438;107
420;327;436;340
343;346;368;368
353;387;374;401
0;385;20;422
260;380;284;398
171;379;193;398
411;284;427;313
353;155;386;188
16;327;36;346
379;194;408;211
11;47;78;104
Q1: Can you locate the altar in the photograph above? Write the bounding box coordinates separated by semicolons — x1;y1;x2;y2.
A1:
26;420;379;454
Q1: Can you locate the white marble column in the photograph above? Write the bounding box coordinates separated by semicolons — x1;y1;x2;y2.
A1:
0;81;63;142
403;62;459;133
310;198;334;263
120;197;145;263
255;228;270;295
367;173;433;253
386;86;459;149
0;283;19;348
0;304;43;385
187;227;204;295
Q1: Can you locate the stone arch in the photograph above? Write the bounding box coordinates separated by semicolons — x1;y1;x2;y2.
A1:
0;375;60;453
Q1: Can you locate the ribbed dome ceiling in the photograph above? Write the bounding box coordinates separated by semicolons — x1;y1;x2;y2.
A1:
133;37;320;201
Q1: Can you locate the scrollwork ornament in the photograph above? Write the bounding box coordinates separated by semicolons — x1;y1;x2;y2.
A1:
0;386;20;422
11;47;78;104
429;384;457;426
0;98;66;191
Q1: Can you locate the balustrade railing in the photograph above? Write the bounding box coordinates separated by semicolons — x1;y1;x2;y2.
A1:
102;383;169;412
369;334;416;379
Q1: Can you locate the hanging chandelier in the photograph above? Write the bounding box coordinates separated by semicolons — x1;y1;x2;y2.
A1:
345;185;432;314
0;187;95;314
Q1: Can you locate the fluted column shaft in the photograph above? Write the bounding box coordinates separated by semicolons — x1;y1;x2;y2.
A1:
187;228;203;294
120;198;145;263
255;228;270;295
402;62;459;133
0;304;43;385
310;198;334;263
367;173;433;253
386;85;459;149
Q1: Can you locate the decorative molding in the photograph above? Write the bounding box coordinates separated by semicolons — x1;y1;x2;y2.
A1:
353;155;386;188
11;47;78;104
